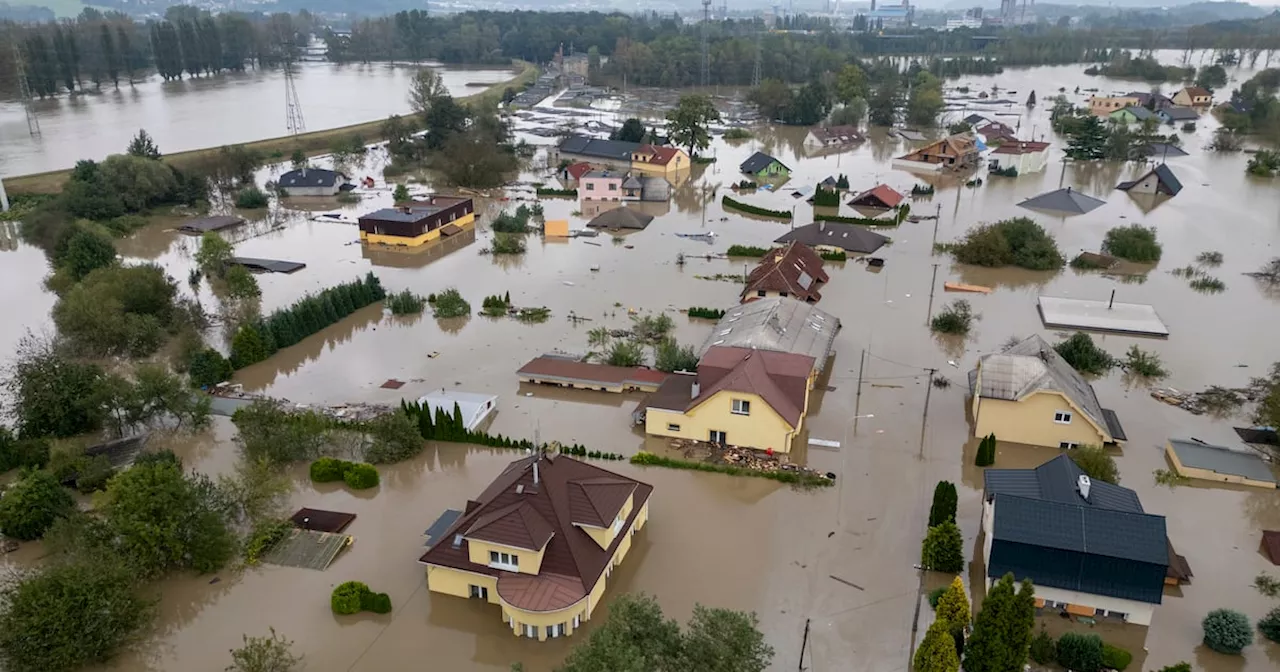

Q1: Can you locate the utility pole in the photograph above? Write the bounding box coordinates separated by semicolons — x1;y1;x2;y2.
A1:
798;617;811;670
924;263;939;326
752;30;763;89
12;40;41;137
919;368;936;459
284;53;306;136
931;202;941;247
701;0;712;90
853;349;866;434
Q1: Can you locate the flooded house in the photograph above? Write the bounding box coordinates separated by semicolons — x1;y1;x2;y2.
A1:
1171;86;1213;107
741;241;828;304
1157;106;1199;124
556;135;688;177
517;355;667;393
419;454;652;641
891;132;980;172
982;454;1169;625
803;125;865;149
739;151;791;178
1163;438;1278;489
417;390;498;432
560;162;593;185
848;184;904;210
968;335;1127;449
641;346;816;453
277;167;349;196
773;221;889;255
1110;106;1157;125
1126;91;1174;111
988;141;1051;175
697;297;839;376
1116;164;1183;197
1088;94;1142;117
579;171;625;201
357;196;475;247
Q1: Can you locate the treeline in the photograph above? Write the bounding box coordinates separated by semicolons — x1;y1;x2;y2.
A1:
0;6;313;97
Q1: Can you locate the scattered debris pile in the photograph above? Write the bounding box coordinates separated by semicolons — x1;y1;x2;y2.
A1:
1150;385;1259;415
667;439;831;480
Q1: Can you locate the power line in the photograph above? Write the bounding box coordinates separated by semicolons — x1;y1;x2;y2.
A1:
11;39;40;137
701;0;712;89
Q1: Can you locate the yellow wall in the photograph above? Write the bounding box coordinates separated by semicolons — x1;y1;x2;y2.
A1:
1166;444;1278;489
518;375;661;393
465;538;547;575
645;390;797;452
973;391;1108;448
576;492;635;550
360;212;475;247
426;565;500;605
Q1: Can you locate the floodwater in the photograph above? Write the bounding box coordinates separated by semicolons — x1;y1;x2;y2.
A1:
0;60;518;176
4;52;1280;671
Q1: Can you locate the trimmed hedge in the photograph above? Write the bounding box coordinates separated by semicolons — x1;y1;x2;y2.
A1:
309;458;379;489
399;400;623;460
630;451;832;487
310;457;347;482
688;307;726;319
1101;643;1133;671
230;273;386;369
819;250;847;262
816;213;898;227
331;581;392;615
725;245;769;257
343;463;380;489
536;188;576;197
721;195;792;220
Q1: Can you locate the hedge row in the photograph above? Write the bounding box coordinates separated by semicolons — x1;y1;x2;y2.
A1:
630;451;832;488
721;195;792;220
819;250;847;262
725;244;769;257
309;457;380;489
816;213;898;228
399;401;621;460
688;307;726;319
229;273;386;369
537;188;577;197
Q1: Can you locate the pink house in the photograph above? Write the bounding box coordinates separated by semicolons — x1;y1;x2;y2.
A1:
580;170;625;201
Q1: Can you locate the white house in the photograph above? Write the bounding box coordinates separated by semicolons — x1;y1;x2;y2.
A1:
418;390;498;432
278;168;349;196
982;454;1169;626
988;140;1050;175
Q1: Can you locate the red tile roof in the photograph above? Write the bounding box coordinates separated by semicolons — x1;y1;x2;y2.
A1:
1264;530;1280;566
993;141;1050;155
565;162;593;180
849;184;904;209
636;144;682;166
1180;86;1211;99
742;241;828;303
420;455;653;612
518;356;668;387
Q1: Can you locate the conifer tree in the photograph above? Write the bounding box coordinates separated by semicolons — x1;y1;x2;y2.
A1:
914;620;960;672
935;577;970;628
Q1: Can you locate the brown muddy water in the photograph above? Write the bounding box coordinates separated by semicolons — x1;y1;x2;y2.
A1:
4;55;1280;671
0;61;516;176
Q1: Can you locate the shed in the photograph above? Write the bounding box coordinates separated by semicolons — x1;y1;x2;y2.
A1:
278;168;348;196
1165;438;1278;489
290;508;357;533
1116;164;1182;197
417;390;498;432
543;219;570;237
229;257;307;274
179;215;245;235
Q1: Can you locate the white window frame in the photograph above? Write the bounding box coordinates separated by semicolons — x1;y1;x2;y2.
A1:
709;430;727;444
573;614;581;629
667;423;681;432
488;550;519;571
1059;441;1079;450
549;622;565;638
732;399;751;416
611;515;623;536
469;584;489;599
1053;410;1072;424
524;623;538;638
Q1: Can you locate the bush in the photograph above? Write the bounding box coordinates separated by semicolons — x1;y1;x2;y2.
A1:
361;591;393;614
928;586;947;609
726;245;769;257
1123;345;1168;378
431;287;471;318
188;348;233;388
816;213;898;227
331;581;368;615
723;128;753;139
0;470;75;540
721;195;792;220
491;233;526;254
654;338;699;373
930;300;976;335
920;521;964;573
1056;632;1104;672
942;217;1064;270
1259;606;1280;643
687;307;726;319
1069;445;1120;485
630;452;833;488
0;431;50;472
820;250;847;261
1101;643;1133;671
230;273;387;369
386;289;428;315
1054;332;1116;375
243;519;292;565
1202;608;1253;654
1029;627;1056;665
342;463;379;489
309;457;348;483
1102;224;1162;263
363;412;424;464
536;187;576;197
491;209;532;233
606;340;646;367
1158;664;1191;672
235;187;269;209
227;627;302;672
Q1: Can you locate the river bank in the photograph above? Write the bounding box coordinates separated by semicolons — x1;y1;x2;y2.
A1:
3;60;537;195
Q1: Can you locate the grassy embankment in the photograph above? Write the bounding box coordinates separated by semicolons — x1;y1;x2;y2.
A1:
6;60;538;195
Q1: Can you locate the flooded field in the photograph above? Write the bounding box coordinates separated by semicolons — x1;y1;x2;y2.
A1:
0;60;517;176
4;52;1280;671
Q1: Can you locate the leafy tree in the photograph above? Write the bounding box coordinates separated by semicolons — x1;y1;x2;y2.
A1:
606;340;645;367
834;63;869;105
679;604;774;672
1202;608;1252;654
868;79;901;126
98;153;178;212
0;430;50;472
558;594;708;672
784;81;831;126
0;470;75;540
963;574;1036;672
612;118;646;142
1069;445;1120;485
920;521;964;573
189;348;233;388
290;149;307;169
1195;64;1227;91
1054;332;1117;375
1028;626;1056;664
934;577;970;628
1065;115;1109;160
126;129;161;159
1101;644;1132;671
364;412;424;464
52;263;180;358
223;265;261;301
232;401;333;465
226;627;302;672
0;560;151;672
392;183;410;202
55;225;117;280
1055;632;1103;672
1102;224;1162;262
828;100;866;127
906;72;945;127
943;217;1064;271
749;79;793;121
1259;606;1280;643
195;231;234;278
913;620;959;672
654;338;698;373
928;481;958;527
408;67;449;120
235;187;269;209
230;324;269;369
666;94;720;158
1158;664;1192;672
5;334;107;439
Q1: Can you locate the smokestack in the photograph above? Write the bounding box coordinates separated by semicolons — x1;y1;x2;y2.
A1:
533;459;540;485
1078;474;1092;501
691;381;701;399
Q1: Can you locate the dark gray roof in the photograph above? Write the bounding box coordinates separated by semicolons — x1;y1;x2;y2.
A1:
585;208;654;230
179;215;244;234
361;208;435;223
1141;142;1189;158
971;335;1115;440
1116;105;1156;121
1168;438;1278;484
740;151;787;175
1103;409;1128;442
558;135;639;161
425;509;463;547
1117;164;1182;196
774;222;889;254
984;454;1143;512
1160;105;1199;121
279;168;346;188
1018;187;1107;215
229;257;307;274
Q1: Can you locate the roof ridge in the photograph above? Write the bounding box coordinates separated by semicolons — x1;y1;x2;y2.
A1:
995;492;1164;521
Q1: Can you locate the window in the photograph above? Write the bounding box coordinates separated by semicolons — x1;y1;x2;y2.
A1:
608;183;617;190
1053;411;1072;424
779;292;789;298
709;430;727;444
732;399;751;415
612;516;623;536
667;423;681;432
549;623;565;638
469;585;489;599
523;623;539;638
1059;442;1079;450
757;290;766;297
573;614;581;629
586;183;595;191
488;551;519;571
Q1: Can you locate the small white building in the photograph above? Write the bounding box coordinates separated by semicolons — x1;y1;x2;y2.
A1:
988;140;1050;175
417;390;498;432
278;168;348;197
982;455;1169;626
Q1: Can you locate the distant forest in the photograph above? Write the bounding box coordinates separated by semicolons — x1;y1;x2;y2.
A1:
2;8;1279;96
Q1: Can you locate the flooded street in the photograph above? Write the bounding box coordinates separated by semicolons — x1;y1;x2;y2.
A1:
0;61;517;176
5;51;1280;671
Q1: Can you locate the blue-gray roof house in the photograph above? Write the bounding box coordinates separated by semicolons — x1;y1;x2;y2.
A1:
982;454;1170;625
278;168;349;196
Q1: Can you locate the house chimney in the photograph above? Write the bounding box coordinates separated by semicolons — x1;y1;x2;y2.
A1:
819;220;826;232
533;459;540;486
1078;474;1092;501
691;381;700;399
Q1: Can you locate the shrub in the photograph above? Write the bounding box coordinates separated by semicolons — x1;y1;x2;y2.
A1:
536;187;576;197
942;217;1064;270
930;300;976;335
606;340;645;367
1123;345;1168;379
331;581;368;615
1196;250;1224;266
1259;606;1280;643
1189;275;1225;293
342;463;380;490
911;184;935;195
687;307;726;320
812;186;840;207
819;250;847;261
491;233;526;254
0;432;51;472
974;433;996;467
227;627;302;672
928;481;958;527
431;287;471;318
491;210;531;233
1054;332;1116;375
361;591;393;614
1028;626;1056;665
188;348;233;388
630;451;832;487
1101;643;1133;671
723;128;753;139
0;470;75;540
816;213;898;227
309;457;348;483
1102;224;1162;263
920;521;964;573
386;289;428;315
1202;608;1253;654
235;187;269;209
1158;664;1192;672
726;245;769;257
928;586;947;609
721;195;792;220
1056;632;1103;672
1070;445;1120;484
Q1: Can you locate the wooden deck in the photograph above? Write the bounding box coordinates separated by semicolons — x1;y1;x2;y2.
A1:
261;529;352;570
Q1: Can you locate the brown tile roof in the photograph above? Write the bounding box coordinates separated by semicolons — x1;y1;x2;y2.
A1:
565;162;593;180
742;241;828;303
646;347;813;428
849;184;904;209
636;144;683;166
808;125;865;145
465;501;556;551
290;508;356;533
518;356;668;387
1181;86;1211;99
1264;530;1280;566
419;455;653;611
568;478;638;527
992;140;1050;155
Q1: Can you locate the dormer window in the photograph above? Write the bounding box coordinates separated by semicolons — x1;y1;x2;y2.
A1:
489;551;519;571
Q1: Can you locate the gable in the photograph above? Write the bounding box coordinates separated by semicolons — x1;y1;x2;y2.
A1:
687;388;797;430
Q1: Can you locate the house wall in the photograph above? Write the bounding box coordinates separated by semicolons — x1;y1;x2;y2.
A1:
1126;173;1161;195
465;538;548;576
981;499;1155;625
1165;444;1278;489
360;212;476;247
577;493;635;550
990;152;1047;174
283;184;341;196
426;564;500;603
1172;91;1211;106
891;157;945;173
558;151;631;172
741;288;817;304
1089;96;1140;116
749;161;789;177
972;392;1109;448
645;389;798;452
581;176;623;200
